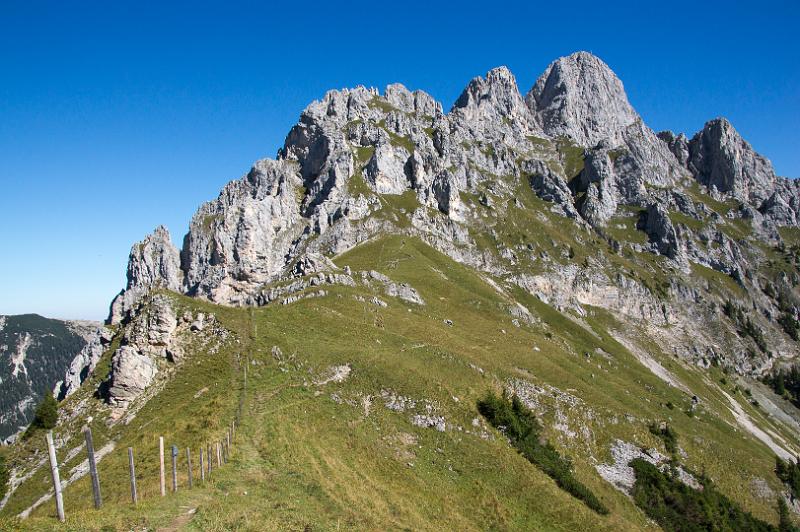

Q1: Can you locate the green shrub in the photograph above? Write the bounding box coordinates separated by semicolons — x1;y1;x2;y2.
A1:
630;458;775;531
477;391;609;515
28;390;58;433
779;314;800;341
649;422;678;456
778;496;800;532
724;300;768;352
776;456;800;500
764;365;800;408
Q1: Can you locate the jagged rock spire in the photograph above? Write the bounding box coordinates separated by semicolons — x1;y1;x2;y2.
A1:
451;66;534;126
108;226;182;324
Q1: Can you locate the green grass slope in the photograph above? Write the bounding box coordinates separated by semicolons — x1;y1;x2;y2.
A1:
2;236;797;530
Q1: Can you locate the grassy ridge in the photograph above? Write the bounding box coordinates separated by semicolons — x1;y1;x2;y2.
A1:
2;236;797;529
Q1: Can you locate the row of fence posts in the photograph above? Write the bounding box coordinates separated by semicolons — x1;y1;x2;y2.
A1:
44;419;237;521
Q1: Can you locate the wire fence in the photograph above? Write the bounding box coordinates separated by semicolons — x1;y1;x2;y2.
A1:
39;336;252;522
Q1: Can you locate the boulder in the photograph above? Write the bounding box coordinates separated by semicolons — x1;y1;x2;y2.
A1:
107;346;158;404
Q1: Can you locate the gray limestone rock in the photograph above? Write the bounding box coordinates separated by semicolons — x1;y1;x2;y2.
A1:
523;160;579;219
527;51;638;147
688;118;776;205
58;323;106;399
658;130;690;166
99;51;800;386
108;226;182;324
452;66;534;128
181;159;304;305
107;346;157;404
642;203;687;266
364;142;412;194
579;178;619;227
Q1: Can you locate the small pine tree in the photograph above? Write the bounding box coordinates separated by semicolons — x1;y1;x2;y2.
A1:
31;390;58;431
777;372;787;396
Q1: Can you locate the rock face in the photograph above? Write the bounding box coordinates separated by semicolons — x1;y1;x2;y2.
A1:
527;51;638;147
181;159;304;304
688;118;776;204
0;315;106;441
641;203;687;265
109;226;182;324
57;323;109;400
364;143;411;194
657;130;690;166
453;66;535;129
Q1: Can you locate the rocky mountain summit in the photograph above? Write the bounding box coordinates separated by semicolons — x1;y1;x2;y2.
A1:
109;51;800;385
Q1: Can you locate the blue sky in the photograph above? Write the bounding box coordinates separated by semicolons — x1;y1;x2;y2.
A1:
1;1;798;321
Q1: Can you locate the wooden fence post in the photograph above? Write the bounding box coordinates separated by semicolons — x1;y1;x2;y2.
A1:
199;447;205;482
83;426;102;509
159;436;166;496
217;441;222;467
208;444;213;475
171;445;178;492
45;431;65;522
186;447;193;489
128;447;138;504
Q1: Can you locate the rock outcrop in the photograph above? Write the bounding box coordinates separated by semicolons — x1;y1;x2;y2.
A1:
688;118;776;205
107;345;158;404
181;159;304;305
109;226;182;324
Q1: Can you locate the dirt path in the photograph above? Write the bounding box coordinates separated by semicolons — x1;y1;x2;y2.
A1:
157;507;197;532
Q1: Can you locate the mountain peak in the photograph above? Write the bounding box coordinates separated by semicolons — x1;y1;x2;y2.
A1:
688;117;776;203
451;65;531;123
526;51;638;147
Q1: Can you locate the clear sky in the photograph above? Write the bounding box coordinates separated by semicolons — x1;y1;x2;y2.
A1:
1;1;798;321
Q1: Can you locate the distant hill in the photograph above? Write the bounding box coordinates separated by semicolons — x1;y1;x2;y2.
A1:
0;314;104;441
